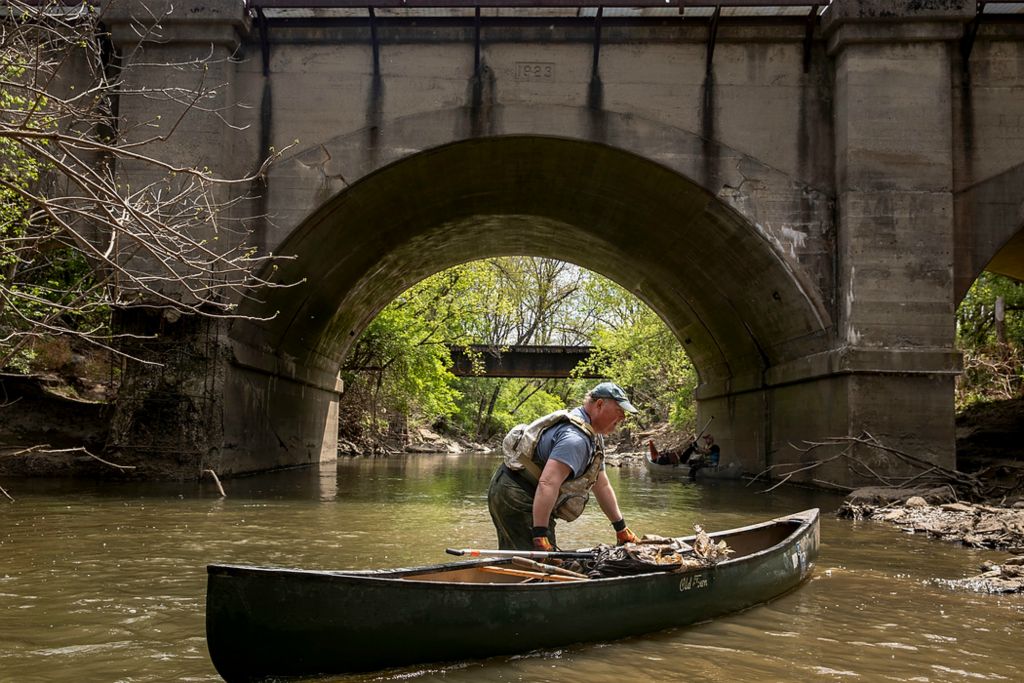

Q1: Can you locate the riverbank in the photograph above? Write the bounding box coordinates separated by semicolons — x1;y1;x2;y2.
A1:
829;397;1024;593
838;494;1024;593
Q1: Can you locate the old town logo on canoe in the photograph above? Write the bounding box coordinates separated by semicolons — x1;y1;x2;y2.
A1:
678;572;710;592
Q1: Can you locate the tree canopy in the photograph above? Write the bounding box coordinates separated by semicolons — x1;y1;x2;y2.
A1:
956;272;1024;407
343;257;697;443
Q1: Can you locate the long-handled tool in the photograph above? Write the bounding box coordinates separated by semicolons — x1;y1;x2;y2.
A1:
694;415;714;441
479;566;586;582
445;547;595;560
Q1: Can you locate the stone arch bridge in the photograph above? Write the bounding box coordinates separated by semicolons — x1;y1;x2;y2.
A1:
102;0;1024;485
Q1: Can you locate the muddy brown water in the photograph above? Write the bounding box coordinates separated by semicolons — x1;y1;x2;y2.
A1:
1;454;1021;682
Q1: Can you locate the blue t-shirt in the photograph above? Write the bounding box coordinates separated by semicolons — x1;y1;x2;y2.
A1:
535;406;598;479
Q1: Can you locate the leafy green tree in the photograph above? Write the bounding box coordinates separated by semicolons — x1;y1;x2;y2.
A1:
346;257;697;445
343;263;496;435
1;54;63;370
957;272;1024;348
449;377;572;441
956;272;1024;407
477;257;591;345
575;278;698;431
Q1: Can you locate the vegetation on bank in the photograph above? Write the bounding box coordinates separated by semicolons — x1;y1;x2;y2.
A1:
2;1;289;381
956;272;1024;408
337;257;697;450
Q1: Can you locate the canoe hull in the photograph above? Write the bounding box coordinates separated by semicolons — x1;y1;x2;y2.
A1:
644;457;690;475
206;509;819;682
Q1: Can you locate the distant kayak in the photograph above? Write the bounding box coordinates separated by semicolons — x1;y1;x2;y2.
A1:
205;509;820;682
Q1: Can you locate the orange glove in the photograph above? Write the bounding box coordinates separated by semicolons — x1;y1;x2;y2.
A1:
532;526;553;551
612;518;638;545
616;527;639;545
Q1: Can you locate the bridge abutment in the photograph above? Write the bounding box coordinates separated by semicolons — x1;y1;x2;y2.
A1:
101;1;341;476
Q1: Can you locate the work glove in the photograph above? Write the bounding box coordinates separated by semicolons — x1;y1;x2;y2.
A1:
616;527;639;545
612;518;639;545
532;526;553;552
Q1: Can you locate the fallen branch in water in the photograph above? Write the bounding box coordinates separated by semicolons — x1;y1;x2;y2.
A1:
0;445;135;501
44;447;136;471
747;431;996;501
748;449;849;493
2;444;136;470
204;468;227;497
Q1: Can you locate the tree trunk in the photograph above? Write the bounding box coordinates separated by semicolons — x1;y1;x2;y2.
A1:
478;384;502;441
995;296;1007;348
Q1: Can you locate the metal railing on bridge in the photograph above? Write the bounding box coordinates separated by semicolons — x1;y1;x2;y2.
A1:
243;2;1022;76
245;0;828;76
246;1;824;8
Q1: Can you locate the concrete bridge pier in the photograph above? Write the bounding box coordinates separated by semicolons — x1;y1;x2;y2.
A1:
100;1;339;475
731;1;966;484
219;344;341;474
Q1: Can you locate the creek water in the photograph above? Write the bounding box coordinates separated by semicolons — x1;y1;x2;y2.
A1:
1;453;1021;682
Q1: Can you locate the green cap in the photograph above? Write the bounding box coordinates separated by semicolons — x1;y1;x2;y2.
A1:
590;382;638;414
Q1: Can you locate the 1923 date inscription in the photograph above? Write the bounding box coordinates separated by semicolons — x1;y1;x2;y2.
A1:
515;62;555;82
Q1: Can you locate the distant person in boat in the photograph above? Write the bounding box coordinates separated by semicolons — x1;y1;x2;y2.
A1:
686;435;720;480
648;439;684;466
649;434;720;479
488;382;641;551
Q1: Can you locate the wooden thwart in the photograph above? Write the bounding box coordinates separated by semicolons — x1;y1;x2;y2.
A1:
480;565;587;582
510;556;589;579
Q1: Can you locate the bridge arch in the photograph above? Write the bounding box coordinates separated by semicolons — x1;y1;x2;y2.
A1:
257;103;835;290
955;162;1024;302
225;134;833;473
236;135;831;387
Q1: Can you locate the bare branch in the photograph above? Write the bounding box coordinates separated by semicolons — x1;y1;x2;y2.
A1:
203;468;226;497
2;0;298;375
38;446;136;470
749;432;991;500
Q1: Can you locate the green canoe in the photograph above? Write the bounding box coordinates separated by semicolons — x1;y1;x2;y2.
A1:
206;508;819;682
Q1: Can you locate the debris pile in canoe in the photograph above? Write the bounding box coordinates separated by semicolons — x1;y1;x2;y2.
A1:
567;525;733;578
